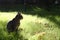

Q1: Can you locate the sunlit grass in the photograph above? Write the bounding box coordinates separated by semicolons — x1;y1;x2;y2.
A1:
0;12;60;40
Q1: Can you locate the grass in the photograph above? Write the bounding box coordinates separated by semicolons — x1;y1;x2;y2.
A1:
0;5;60;40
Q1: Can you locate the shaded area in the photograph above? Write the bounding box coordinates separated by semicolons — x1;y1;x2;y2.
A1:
0;4;24;12
46;16;60;28
0;3;59;12
0;4;37;12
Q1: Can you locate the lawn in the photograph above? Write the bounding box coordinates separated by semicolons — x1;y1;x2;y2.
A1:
0;5;60;40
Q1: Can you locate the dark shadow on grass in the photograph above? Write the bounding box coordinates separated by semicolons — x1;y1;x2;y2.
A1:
23;5;60;16
46;16;60;28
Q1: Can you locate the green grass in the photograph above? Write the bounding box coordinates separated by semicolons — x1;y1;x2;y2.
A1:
0;5;60;40
0;12;60;40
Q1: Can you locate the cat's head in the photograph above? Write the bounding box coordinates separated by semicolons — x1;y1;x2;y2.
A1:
16;12;23;20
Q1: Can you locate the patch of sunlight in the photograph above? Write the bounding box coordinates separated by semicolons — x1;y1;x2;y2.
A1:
22;14;37;22
21;14;37;29
21;14;49;24
29;32;46;40
20;14;38;28
0;12;17;21
20;14;50;34
34;17;50;25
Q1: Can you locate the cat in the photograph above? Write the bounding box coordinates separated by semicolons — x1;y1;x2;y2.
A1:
7;12;23;33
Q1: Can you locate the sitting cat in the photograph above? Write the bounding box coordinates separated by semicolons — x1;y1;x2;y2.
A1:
7;12;23;33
